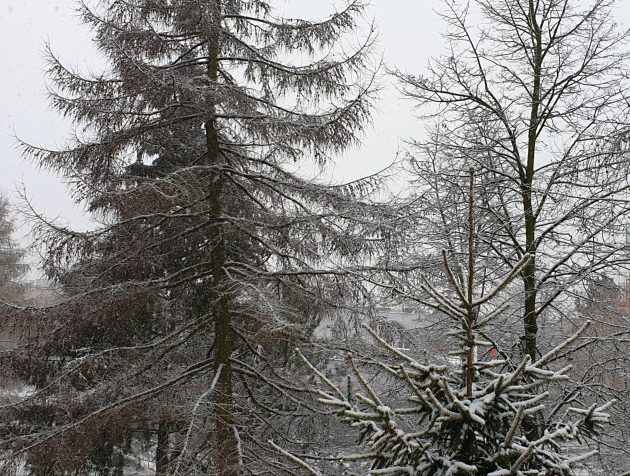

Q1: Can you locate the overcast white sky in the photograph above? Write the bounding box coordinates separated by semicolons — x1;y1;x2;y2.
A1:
1;0;629;264
0;1;440;230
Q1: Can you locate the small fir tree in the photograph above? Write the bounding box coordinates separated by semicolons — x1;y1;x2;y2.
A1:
296;170;612;476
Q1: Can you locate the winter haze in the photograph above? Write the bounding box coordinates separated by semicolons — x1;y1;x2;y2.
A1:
1;1;630;474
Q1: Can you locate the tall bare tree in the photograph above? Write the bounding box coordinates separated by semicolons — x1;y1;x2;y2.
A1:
390;0;630;468
396;0;630;368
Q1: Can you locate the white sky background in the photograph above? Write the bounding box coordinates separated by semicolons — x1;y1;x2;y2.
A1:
0;0;629;272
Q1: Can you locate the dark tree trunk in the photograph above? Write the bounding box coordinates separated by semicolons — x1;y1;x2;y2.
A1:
522;0;543;363
156;421;170;476
203;3;239;475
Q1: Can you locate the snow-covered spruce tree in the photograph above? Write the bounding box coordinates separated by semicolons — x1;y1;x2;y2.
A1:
296;170;612;475
0;1;380;475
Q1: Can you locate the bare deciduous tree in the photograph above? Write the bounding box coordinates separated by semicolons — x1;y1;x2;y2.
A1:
396;0;630;358
389;0;630;469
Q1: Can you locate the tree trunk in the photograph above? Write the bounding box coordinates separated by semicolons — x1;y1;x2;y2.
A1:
522;3;544;441
155;421;170;476
522;0;543;362
204;3;239;475
465;168;476;398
